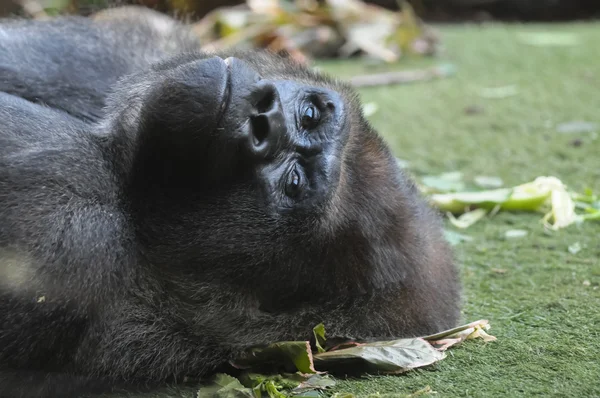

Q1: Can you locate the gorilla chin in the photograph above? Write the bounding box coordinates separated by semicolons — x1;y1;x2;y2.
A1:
0;11;461;398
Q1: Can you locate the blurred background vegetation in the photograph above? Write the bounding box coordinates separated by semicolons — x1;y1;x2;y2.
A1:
3;0;600;21
1;0;599;68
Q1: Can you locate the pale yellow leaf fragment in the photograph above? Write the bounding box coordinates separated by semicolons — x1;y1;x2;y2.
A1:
447;208;487;229
423;320;496;351
517;176;578;230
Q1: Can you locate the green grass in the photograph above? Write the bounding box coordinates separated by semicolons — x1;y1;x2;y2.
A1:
313;22;600;397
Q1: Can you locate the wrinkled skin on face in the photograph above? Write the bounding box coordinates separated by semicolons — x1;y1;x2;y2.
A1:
0;10;461;397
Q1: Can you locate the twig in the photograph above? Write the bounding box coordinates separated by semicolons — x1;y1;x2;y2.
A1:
349;64;455;88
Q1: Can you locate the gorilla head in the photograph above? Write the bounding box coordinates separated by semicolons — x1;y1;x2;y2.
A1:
99;50;450;315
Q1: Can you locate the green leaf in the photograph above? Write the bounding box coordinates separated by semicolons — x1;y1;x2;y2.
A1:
313;338;445;374
443;229;473;246
430;188;513;213
197;374;256;398
556;120;598;134
448;208;488;229
263;380;287;398
504;229;528;239
238;373;335;397
568;242;582;254
292;374;336;396
233;341;317;374
313;324;327;354
421;172;465;193
474;176;504;189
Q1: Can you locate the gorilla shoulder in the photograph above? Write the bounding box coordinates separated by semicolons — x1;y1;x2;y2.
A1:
0;7;201;121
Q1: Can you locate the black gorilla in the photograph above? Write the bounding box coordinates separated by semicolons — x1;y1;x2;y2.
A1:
0;7;461;397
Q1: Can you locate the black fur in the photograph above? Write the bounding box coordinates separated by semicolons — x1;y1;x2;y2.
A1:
0;8;461;397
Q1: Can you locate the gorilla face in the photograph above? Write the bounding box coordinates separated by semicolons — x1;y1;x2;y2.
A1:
217;56;348;215
123;53;350;214
104;51;376;303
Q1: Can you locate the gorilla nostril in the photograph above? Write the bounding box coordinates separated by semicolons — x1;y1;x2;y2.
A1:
255;88;275;114
245;83;285;159
250;114;269;147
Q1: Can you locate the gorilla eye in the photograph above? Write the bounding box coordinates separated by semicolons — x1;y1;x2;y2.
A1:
301;104;320;129
285;166;302;198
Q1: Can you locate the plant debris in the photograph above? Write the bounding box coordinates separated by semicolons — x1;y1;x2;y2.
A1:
313;337;445;375
448;208;488;229
504;229;528;239
443;229;473;246
200;321;495;397
556;120;598;134
474;176;503;189
420;174;598;231
193;0;440;64
568;242;582;254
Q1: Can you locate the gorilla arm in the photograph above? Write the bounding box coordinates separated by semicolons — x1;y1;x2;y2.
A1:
0;92;135;307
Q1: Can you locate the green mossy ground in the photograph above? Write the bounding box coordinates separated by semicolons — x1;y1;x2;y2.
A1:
114;23;600;398
317;22;600;397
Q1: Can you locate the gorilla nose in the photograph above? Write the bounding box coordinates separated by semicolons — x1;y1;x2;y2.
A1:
246;81;286;160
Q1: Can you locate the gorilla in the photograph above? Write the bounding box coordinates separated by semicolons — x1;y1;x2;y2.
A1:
0;7;461;397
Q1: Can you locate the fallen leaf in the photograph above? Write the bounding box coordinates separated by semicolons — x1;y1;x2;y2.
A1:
474;176;503;189
504;229;528;239
313;337;445;374
313;323;326;353
535;177;578;230
293;374;336;393
424;175;598;230
232;341;317;374
430;188;514;213
556;121;598;134
443;229;473;246
423;319;496;351
448;208;488;229
197;374;255;398
421;172;465;193
237;372;335;397
568;242;582;254
362;102;378;117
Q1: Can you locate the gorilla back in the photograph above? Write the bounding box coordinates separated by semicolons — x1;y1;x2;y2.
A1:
0;9;461;397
